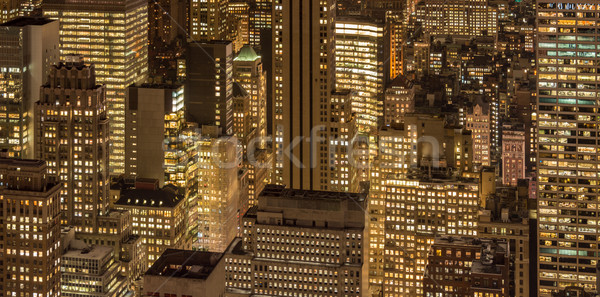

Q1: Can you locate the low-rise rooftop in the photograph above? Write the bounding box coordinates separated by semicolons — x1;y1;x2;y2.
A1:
146;249;223;280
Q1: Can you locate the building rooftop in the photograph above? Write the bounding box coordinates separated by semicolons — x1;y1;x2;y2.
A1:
234;44;260;62
63;245;113;260
1;17;54;27
433;236;507;252
336;15;382;25
387;74;414;89
115;187;182;208
131;83;183;90
0;158;46;168
260;184;366;202
146;249;223;280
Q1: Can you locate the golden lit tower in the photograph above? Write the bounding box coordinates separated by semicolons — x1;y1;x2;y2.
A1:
335;16;385;133
537;1;600;294
189;0;228;41
274;0;352;191
0;17;59;158
42;0;149;176
0;158;62;297
248;0;271;47
35;56;110;234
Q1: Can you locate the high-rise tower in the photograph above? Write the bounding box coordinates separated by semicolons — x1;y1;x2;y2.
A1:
35;57;110;234
0;17;59;158
536;1;599;294
273;0;342;191
42;0;148;176
0;158;62;297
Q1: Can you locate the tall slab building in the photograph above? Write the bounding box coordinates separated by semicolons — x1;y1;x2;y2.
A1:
274;0;354;191
0;0;42;23
35;57;110;234
536;1;599;294
0;17;59;158
335;16;385;133
0;158;62;297
185;40;233;135
42;0;148;176
189;0;228;41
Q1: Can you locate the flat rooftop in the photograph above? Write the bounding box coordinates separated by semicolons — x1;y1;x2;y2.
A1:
0;158;46;167
260;184;365;202
63;245;113;260
1;17;54;27
146;249;223;280
115;187;183;208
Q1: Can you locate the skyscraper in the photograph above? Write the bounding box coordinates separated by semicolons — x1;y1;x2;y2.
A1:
417;0;498;38
148;0;186;46
233;45;267;148
0;158;62;297
0;17;59;158
381;174;484;297
273;0;343;190
501;123;525;186
233;45;270;204
248;0;271;47
125;83;185;185
536;1;599;294
225;184;367;296
227;1;249;52
0;0;42;23
185;41;233;135
465;100;492;168
197;133;240;252
42;0;149;176
35;56;110;233
335;16;385;133
189;0;227;41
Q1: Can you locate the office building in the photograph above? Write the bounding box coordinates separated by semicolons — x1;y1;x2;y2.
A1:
42;0;149;176
73;207;147;284
0;17;59;158
379;172;490;297
424;237;509;297
162;123;200;247
61;243;127;297
335;16;385;133
273;0;341;190
232;45;270;204
125;83;185;185
501;124;525;186
417;0;498;38
185;41;233;135
0;0;42;23
0;158;62;297
148;0;185;46
145;248;228;297
233;45;267;147
478;183;532;297
189;0;227;41
248;0;271;47
35;57;110;233
224;185;367;296
227;1;249;52
465;100;491;168
386;12;405;80
383;75;415;126
536;1;599;293
197;133;240;252
113;179;190;267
